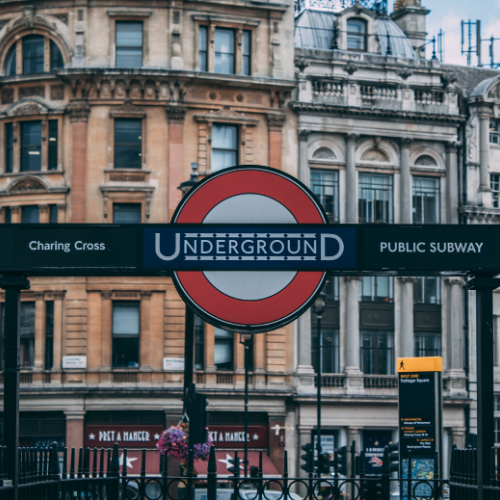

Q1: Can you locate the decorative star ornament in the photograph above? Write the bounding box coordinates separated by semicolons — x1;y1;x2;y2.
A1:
88;433;95;440
118;453;138;469
154;433;160;440
218;454;243;471
252;434;259;441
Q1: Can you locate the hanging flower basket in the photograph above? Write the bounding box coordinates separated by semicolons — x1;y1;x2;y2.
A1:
157;423;212;461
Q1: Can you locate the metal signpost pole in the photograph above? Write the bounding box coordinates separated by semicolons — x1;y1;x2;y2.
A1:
241;334;253;478
0;277;30;500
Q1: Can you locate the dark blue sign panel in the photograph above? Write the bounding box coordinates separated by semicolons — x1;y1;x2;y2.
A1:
143;226;357;270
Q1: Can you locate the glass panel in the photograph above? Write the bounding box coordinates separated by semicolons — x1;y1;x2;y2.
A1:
5;123;13;173
359;276;393;302
214;28;235;74
211;125;238;172
4;208;11;224
23;36;44;74
20;302;35;368
323;276;339;300
492;174;500;208
114;119;142;168
214;328;234;370
113;203;141;224
113;337;139;368
310;170;339;223
49;205;58;224
113;302;140;335
491;120;499;144
414;277;441;304
360;331;394;374
312;328;339;373
358;173;393;223
21;206;39;223
412;177;440;224
199;26;208;72
45;301;54;370
347;19;366;50
116;22;143;68
242;31;251;76
50;40;63;71
21;121;42;172
5;45;16;76
48;120;58;170
414;332;441;357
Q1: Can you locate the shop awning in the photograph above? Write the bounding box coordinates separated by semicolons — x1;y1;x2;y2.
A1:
195;451;279;478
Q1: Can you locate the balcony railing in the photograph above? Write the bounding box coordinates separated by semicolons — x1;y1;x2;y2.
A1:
360;85;398;101
414;89;445;104
316;374;345;388
112;371;138;384
363;374;397;389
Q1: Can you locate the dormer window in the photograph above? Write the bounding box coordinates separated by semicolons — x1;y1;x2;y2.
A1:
346;19;366;51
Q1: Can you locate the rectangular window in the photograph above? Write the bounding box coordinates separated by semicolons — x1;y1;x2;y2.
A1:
21;206;39;223
49;205;58;224
113;203;141;223
413;177;440;224
242;30;251;76
4;207;11;224
199;26;208;71
312;328;340;373
214;328;234;371
20;302;35;368
360;331;394;375
50;40;63;71
112;302;140;368
359;276;394;302
116;21;143;68
23;35;44;74
214;28;235;74
347;19;366;51
310;169;339;223
21;121;42;172
496;418;500;445
414;332;441;357
414;277;441;304
48;120;58;170
0;305;4;370
194;315;204;370
211;124;238;172
114;119;142;169
491;120;499;144
324;276;339;301
358;173;393;223
5;123;13;173
45;301;54;370
492;174;500;208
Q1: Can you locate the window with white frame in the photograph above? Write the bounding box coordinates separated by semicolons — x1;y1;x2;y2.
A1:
20;302;35;368
215;28;235;74
112;302;140;368
360;331;394;375
116;22;143;68
414;332;441;357
214;328;234;371
358;173;393;224
114;119;142;169
490;120;499;144
310;169;339;223
346;19;367;51
359;276;394;303
414;277;441;305
211;124;238;172
491;174;500;208
113;203;142;223
413;177;440;224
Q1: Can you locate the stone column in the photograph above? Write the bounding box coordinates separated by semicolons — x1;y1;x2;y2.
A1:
298;130;309;185
400;138;412;224
52;291;64;374
39;204;49;223
66;101;90;223
65;411;85;466
166;105;186;221
345;134;358;223
446;143;459;223
399;278;416;358
57;204;67;223
445;278;467;397
267;114;286;170
345;277;363;393
100;292;112;385
33;292;45;370
478;107;492;193
139;292;152;373
11;206;20;224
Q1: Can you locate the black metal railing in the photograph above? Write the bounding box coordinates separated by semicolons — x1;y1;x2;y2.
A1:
0;442;451;500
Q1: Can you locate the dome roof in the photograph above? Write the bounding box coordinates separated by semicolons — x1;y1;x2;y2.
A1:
376;17;415;59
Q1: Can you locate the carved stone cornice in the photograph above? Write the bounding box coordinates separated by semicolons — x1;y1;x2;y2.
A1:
444;277;465;287
165;105;186;123
446;142;458;154
140;291;152;299
346;133;358;143
101;292;112;300
401;137;412;147
344;62;358;76
266;113;286;131
298;129;309;142
110;99;146;118
53;291;65;300
66;101;90;123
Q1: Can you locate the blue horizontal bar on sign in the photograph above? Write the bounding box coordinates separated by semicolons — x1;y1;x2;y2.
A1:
143;226;357;270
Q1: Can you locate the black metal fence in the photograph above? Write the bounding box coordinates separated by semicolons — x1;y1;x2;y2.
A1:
0;443;451;500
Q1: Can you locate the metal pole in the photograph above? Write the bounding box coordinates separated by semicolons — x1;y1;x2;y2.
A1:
183;307;195;413
316;313;322;474
244;337;252;478
1;276;30;500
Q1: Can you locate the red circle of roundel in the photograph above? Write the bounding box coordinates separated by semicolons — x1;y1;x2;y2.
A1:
172;166;327;333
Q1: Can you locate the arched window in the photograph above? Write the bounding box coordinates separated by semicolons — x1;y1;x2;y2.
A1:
4;35;64;76
346;18;366;51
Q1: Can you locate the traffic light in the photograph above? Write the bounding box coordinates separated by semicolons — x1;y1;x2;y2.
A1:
387;442;399;473
318;452;330;475
227;456;240;475
250;466;259;478
188;384;209;445
300;443;313;473
334;446;347;476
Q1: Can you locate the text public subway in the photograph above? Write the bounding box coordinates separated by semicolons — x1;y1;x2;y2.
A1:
29;241;106;253
380;242;484;253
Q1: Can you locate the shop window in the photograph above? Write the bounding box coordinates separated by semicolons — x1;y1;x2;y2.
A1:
21;121;42;172
414;277;440;305
346;19;367;51
491;120;499;144
413;177;440;224
5;45;16;76
312;328;339;373
20;302;35;368
21;206;39;223
45;301;54;370
414;332;441;357
23;36;44;74
211;124;238;172
5;123;13;173
360;331;394;375
310;169;339;223
114;119;142;169
199;26;208;71
194;315;204;370
113;203;142;223
214;328;234;371
112;302;140;368
48;120;58;170
49;205;58;224
492;174;500;208
214;28;235;74
359;276;393;303
116;21;143;68
242;30;251;76
358;173;393;223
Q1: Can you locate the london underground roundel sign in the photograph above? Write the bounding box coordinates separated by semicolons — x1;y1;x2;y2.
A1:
171;165;328;333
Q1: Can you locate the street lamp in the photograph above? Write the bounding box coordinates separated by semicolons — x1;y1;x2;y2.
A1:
312;293;326;475
240;332;253;477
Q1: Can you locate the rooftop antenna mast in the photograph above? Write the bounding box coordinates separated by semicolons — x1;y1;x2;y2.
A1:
461;19;482;66
437;29;444;63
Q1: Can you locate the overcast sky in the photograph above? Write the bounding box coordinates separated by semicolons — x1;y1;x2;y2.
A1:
387;0;500;66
